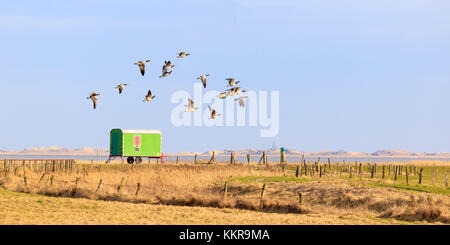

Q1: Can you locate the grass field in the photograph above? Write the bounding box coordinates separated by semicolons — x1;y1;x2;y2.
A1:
0;159;449;225
0;188;419;225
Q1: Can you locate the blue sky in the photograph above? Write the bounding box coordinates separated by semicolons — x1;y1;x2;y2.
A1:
1;0;450;153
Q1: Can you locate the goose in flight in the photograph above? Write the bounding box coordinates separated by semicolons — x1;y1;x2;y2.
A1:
235;96;248;107
159;70;173;78
208;105;221;119
143;90;156;102
185;98;199;112
162;60;175;73
87;92;101;110
234;86;247;95
226;78;240;87
226;87;238;96
115;83;128;94
227;86;246;96
197;74;210;88
134;59;152;76
177;51;190;58
217;91;229;99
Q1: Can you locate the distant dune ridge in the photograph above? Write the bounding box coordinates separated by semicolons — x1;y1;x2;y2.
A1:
0;147;109;156
0;147;449;158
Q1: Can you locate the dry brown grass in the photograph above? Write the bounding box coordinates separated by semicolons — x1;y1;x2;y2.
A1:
1;161;449;224
1;188;415;225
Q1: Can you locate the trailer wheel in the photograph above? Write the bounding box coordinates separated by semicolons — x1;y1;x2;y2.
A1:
127;157;134;164
135;157;142;164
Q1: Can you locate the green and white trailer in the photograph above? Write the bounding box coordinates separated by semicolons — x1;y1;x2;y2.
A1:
106;129;165;164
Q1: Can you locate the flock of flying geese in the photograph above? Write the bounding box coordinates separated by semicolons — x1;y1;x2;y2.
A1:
86;51;249;119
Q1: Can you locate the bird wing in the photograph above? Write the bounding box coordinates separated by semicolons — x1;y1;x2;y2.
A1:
138;63;145;75
92;97;98;109
240;96;248;107
201;77;207;88
147;90;152;97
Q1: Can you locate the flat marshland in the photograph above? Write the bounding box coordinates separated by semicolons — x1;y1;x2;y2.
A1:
0;159;449;225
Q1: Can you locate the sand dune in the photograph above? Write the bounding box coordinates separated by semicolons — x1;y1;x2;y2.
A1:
1;147;450;158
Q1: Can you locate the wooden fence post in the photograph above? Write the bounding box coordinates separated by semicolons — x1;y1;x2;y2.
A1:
96;179;103;193
371;165;374;178
258;152;265;165
445;170;448;187
259;183;267;210
194;154;198;165
117;177;125;196
295;166;299;178
382;165;385;179
303;160;307;175
23;170;27;187
328;158;331;175
247;154;251;165
135;182;141;197
405;167;409;185
432;168;435;186
394;166;398;181
72;177;80;196
209;151;216;164
418;168;423;184
349;166;352;179
38;173;45;184
298;192;302;206
176;155;179;165
223;181;228;200
50;175;54;186
319;166;322;178
280;151;285;167
3;160;7;177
